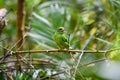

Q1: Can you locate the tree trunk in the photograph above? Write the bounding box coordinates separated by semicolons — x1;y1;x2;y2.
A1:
15;0;25;71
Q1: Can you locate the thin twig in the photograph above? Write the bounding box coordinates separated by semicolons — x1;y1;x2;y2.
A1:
80;58;107;67
40;70;66;80
73;50;84;77
0;33;28;62
15;49;108;54
0;38;8;42
0;58;57;65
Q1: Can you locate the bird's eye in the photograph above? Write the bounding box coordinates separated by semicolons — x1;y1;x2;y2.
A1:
58;27;64;32
59;28;62;30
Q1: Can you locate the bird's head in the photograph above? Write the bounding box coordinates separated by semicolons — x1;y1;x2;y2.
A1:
57;27;65;34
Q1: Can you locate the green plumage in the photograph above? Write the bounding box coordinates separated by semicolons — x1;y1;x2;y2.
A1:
54;27;70;49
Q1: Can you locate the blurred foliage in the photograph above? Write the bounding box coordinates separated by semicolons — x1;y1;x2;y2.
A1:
0;0;120;80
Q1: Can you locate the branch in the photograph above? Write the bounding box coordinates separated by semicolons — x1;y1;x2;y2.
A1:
80;58;107;67
0;58;57;65
41;70;66;80
0;48;117;62
15;49;108;54
0;49;110;60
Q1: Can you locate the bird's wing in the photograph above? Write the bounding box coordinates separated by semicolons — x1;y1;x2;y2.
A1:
62;34;68;43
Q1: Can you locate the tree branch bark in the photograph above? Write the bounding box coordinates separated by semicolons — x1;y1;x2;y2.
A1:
16;0;25;50
16;0;26;71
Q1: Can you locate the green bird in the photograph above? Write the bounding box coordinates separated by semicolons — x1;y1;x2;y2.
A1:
54;27;71;49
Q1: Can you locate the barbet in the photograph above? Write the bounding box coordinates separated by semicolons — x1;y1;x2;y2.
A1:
54;27;71;49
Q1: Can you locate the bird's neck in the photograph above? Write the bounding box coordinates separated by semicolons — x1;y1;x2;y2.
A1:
57;31;64;34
